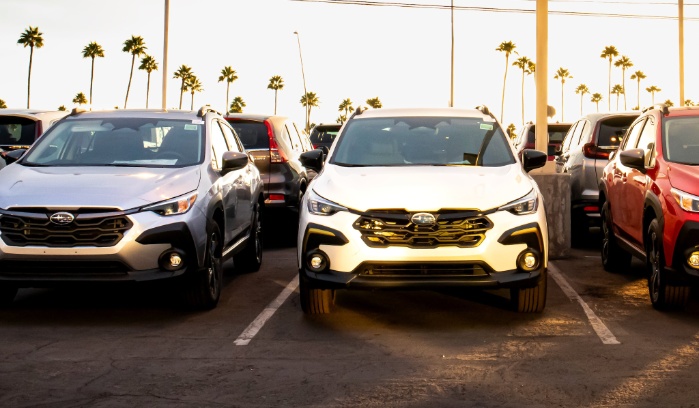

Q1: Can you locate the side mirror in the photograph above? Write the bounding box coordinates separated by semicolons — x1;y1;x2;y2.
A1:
300;149;325;172
619;148;646;173
221;151;249;175
522;149;547;172
2;149;27;165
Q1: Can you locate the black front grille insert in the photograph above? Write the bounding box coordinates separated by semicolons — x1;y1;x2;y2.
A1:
353;210;493;248
0;209;133;247
356;262;490;277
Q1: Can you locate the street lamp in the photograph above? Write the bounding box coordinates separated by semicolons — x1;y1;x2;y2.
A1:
162;0;169;109
294;31;309;131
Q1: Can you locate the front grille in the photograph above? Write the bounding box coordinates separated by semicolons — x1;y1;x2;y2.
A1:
0;209;133;247
353;210;493;248
356;262;489;277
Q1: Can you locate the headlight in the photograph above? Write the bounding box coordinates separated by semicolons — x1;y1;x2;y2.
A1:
143;192;198;216
499;189;538;215
671;188;699;213
307;189;347;216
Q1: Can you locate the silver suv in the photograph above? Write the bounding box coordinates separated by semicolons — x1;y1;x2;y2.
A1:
0;107;264;309
555;112;638;241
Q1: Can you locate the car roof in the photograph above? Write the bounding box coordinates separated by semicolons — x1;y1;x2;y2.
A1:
0;109;68;120
575;111;640;122
63;109;204;120
354;107;496;121
225;113;288;121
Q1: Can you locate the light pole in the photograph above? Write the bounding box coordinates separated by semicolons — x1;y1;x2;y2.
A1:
162;0;169;109
449;0;454;107
294;31;309;132
679;0;685;106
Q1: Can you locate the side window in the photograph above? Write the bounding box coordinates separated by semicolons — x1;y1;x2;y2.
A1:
210;120;229;170
218;120;242;153
621;118;645;152
572;120;590;148
561;122;579;153
635;117;656;167
286;123;303;152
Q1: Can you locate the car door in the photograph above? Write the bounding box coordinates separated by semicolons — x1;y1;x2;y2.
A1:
219;120;253;232
210;119;243;243
626;116;657;245
610;117;646;243
556;121;579;173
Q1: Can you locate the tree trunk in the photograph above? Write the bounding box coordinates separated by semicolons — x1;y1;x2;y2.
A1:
27;46;34;109
225;83;230;114
501;56;509;123
179;79;185;109
89;57;95;109
146;72;151;109
521;70;525;125
608;59;612;111
125;54;135;109
274;90;278;115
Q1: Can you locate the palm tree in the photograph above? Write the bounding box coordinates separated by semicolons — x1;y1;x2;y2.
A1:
506;123;517;139
513;56;533;125
185;75;203;110
600;45;619;111
646;85;661;105
338;98;353;123
611;84;624;110
496;41;517;123
591;93;603;112
17;26;44;109
0;99;7;109
366;97;382;109
629;70;646;111
267;75;284;115
337;115;347;124
82;42;105;108
72;92;88;106
300;92;320;134
554;67;572;121
218;66;238;114
122;35;147;109
685;100;695;106
173;65;193;109
664;99;674;107
57;105;66;111
614;56;633;109
575;84;589;116
230;96;246;113
138;55;158;108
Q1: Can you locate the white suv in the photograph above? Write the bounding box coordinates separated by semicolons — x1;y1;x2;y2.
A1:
297;107;549;314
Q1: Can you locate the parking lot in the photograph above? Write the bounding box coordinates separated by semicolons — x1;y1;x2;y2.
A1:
2;226;699;408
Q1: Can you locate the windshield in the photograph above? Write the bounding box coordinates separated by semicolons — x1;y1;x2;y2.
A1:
330;116;514;167
664;117;699;165
22;118;203;167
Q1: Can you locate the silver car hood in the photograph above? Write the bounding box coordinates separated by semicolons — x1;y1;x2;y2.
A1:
312;164;533;212
0;165;201;210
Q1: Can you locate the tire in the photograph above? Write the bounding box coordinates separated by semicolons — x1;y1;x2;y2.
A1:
299;273;334;314
183;223;223;310
647;219;690;310
601;201;631;272
0;285;18;307
510;271;547;313
234;203;263;273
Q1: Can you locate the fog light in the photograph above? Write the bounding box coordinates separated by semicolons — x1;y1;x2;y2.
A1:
169;253;182;268
306;251;329;272
517;249;540;272
689;251;699;269
159;249;186;271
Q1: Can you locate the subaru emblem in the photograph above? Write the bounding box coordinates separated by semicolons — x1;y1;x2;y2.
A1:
50;212;75;225
411;212;436;226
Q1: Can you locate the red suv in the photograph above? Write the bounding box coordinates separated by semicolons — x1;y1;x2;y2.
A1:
599;104;699;310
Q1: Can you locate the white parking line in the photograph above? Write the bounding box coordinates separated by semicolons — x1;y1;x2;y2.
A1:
234;277;299;346
548;263;621;345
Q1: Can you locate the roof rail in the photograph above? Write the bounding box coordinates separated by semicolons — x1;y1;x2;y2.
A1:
197;105;221;118
642;103;670;115
70;107;87;116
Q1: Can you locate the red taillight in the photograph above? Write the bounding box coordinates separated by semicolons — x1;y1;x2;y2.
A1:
264;120;287;163
268;194;285;201
583;143;610;160
583;205;599;213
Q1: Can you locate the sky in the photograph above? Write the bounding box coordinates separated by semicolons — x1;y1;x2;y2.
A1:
2;0;699;131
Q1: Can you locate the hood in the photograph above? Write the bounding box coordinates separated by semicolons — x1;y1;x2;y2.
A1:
668;163;699;195
312;164;533;212
0;165;201;210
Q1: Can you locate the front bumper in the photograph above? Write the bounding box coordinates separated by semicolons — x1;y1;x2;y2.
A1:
298;208;548;291
0;209;207;285
667;220;699;285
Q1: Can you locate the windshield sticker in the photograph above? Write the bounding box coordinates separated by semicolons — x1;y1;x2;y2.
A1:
185;124;198;130
480;123;494;131
191;120;204;125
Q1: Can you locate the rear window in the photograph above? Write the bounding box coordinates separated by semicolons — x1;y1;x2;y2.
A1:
597;116;636;148
0;116;37;146
310;126;340;145
526;125;570;144
227;121;270;150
